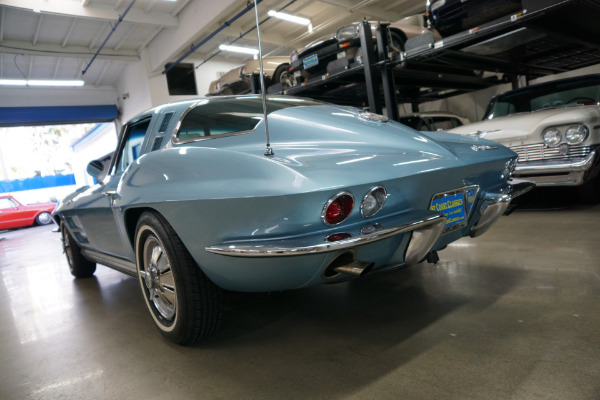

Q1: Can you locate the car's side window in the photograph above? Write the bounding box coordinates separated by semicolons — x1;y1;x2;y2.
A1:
0;198;16;209
113;118;151;174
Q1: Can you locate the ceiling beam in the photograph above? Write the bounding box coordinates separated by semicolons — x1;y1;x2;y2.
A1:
52;58;61;78
0;40;140;63
94;61;110;86
62;19;78;48
317;0;403;21
146;0;239;72
33;14;44;46
0;0;178;28
114;25;136;51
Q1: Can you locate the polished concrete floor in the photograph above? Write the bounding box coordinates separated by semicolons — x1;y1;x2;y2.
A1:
1;194;599;400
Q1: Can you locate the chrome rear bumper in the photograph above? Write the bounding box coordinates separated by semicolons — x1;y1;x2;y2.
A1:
470;182;535;237
206;213;446;258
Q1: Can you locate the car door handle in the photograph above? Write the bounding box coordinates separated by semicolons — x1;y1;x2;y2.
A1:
103;191;121;200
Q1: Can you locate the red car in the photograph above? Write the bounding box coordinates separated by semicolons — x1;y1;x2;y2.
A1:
0;195;56;230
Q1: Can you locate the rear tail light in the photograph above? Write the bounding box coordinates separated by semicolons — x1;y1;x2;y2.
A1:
360;186;387;218
322;193;354;225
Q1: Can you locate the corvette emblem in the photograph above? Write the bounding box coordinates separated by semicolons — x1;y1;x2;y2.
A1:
471;144;499;151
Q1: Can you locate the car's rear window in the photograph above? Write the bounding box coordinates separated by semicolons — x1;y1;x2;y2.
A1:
484;76;600;120
176;96;323;142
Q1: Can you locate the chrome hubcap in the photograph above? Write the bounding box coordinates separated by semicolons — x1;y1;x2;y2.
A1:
141;237;176;321
38;212;52;225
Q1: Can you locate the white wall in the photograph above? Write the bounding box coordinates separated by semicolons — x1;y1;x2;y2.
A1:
115;61;154;124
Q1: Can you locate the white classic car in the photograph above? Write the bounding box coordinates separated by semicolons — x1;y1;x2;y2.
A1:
449;74;600;199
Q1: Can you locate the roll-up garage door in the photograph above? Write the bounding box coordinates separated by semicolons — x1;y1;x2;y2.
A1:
0;105;118;127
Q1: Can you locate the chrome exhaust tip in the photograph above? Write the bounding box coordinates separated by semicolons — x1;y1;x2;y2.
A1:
323;251;374;278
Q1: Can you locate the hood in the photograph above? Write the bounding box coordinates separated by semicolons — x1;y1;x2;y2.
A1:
292;33;337;58
449;105;600;143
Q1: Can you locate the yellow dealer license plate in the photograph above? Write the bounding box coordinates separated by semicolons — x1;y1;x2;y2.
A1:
430;186;478;233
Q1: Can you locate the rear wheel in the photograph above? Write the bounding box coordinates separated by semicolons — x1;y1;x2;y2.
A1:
61;223;96;278
389;31;405;53
134;212;223;345
36;212;53;225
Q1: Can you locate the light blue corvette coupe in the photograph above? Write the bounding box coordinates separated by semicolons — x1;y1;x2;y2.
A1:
53;95;532;345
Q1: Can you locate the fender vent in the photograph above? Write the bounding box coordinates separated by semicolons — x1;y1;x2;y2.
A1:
159;112;174;133
151;136;163;152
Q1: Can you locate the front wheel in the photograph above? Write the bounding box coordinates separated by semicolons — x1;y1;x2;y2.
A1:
135;212;223;345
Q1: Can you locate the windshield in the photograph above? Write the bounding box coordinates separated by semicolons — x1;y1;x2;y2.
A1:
483;76;600;120
176;96;324;142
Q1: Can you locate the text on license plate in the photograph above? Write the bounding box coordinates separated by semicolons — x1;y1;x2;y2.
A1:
303;54;319;69
429;189;468;233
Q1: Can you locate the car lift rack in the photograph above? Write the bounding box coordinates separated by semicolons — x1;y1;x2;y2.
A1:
259;0;600;120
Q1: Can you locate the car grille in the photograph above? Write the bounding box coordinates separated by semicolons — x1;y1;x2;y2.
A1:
510;144;592;163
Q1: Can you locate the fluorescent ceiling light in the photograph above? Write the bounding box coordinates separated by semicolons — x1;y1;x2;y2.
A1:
0;79;27;86
218;44;259;55
268;10;310;26
0;79;85;87
29;80;85;87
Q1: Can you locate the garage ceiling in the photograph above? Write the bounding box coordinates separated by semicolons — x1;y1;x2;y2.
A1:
0;0;426;88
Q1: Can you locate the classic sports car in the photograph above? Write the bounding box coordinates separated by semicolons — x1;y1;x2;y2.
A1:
288;15;442;85
53;95;532;345
448;74;600;199
426;0;522;37
399;111;470;131
207;56;291;96
0;194;56;230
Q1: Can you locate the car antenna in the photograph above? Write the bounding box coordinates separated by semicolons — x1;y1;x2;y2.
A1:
252;0;274;156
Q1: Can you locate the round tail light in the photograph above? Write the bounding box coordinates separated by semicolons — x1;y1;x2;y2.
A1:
322;193;354;225
360;186;387;218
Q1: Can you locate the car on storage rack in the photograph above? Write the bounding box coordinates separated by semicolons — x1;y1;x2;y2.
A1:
426;0;522;37
207;56;291;96
0;194;56;230
399;111;470;131
448;74;600;200
53;95;532;345
288;15;442;86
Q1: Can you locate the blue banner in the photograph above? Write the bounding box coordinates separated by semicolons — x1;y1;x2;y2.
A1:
0;174;76;193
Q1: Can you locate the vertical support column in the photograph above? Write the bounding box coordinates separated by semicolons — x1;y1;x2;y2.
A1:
359;20;382;115
375;23;399;121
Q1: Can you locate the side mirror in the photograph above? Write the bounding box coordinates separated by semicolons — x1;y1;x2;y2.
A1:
86;160;104;180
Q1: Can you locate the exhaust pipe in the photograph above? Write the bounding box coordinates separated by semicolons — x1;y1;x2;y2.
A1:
324;252;374;278
334;260;374;277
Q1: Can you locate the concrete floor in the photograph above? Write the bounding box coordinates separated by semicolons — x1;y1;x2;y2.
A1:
1;195;599;400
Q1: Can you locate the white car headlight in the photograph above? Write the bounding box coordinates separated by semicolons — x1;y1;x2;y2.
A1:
565;124;588;144
335;25;360;42
542;128;561;147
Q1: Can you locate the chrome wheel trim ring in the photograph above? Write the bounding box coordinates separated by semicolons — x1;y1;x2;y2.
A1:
141;234;177;322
